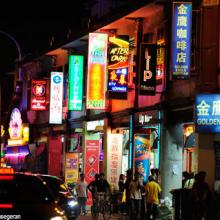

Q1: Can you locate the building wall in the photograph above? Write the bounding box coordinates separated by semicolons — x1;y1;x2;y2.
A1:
161;123;183;198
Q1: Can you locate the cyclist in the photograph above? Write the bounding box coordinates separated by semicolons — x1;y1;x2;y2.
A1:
87;174;99;199
97;173;110;193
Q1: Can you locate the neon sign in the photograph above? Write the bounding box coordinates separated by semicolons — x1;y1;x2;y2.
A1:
68;55;84;111
31;79;47;110
8;108;23;140
196;94;220;133
108;36;129;99
86;33;108;109
171;2;192;79
139;44;157;95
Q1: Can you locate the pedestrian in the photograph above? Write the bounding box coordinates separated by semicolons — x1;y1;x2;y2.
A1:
129;171;143;220
87;173;99;200
145;175;162;220
23;153;35;172
76;173;88;215
125;169;133;216
182;171;190;188
191;171;212;220
184;172;195;189
118;174;126;192
118;174;126;214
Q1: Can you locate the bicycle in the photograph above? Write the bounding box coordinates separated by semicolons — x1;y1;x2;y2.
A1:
91;192;112;220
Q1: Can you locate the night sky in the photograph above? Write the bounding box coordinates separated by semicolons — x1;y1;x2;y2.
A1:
0;1;93;74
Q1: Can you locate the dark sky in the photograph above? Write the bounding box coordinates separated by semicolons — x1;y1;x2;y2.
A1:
0;1;92;74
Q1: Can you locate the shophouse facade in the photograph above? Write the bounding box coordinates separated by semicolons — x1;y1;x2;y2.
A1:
3;0;220;199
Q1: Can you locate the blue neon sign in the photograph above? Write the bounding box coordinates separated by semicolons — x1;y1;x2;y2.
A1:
196;94;220;133
171;2;192;79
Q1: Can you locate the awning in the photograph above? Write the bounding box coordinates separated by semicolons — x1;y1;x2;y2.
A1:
184;133;196;148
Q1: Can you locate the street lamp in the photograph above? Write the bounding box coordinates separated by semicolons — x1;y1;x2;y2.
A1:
0;30;22;81
0;31;22;167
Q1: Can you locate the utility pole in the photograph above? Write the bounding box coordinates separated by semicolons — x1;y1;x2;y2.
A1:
0;31;22;167
126;17;143;172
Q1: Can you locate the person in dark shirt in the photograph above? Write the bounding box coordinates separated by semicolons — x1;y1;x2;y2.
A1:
125;169;133;216
87;174;99;199
192;171;212;219
118;174;126;193
97;173;110;193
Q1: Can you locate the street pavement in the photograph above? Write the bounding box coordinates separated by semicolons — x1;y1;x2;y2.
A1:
77;212;128;220
77;212;173;220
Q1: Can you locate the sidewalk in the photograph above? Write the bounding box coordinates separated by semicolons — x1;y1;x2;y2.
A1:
77;211;173;220
77;212;128;220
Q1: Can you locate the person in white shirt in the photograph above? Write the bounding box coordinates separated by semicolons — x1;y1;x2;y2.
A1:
129;171;143;220
76;173;88;215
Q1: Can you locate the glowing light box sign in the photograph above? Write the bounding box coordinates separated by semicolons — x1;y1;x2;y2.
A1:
196;94;220;133
31;79;47;110
86;33;108;109
49;72;63;124
108;35;129;99
68;55;84;111
171;2;192;79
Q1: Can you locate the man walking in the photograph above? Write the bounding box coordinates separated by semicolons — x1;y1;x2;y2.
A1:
145;176;162;220
76;173;88;215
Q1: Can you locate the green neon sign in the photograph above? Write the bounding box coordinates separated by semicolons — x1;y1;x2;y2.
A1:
68;55;84;111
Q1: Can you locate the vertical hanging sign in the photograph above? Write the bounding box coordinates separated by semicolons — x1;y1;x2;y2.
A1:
86;33;108;109
171;2;192;79
49;72;63;124
108;35;129;99
68;55;84;111
31;79;47;110
139;44;157;95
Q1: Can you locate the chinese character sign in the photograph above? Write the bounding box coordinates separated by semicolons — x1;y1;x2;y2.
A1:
31;79;47;110
68;55;84;111
49;72;63;124
107;134;123;189
86;33;108;109
196;94;220;133
171;2;192;79
108;35;129;99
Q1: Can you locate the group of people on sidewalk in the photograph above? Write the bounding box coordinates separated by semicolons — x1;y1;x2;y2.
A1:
180;170;220;220
75;169;161;219
118;168;161;220
75;172;110;216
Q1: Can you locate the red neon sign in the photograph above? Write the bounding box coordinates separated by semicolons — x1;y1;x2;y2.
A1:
0;204;13;209
31;79;47;110
0;175;14;180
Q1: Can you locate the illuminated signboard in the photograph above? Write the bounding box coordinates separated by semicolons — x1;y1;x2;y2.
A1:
68;55;84;111
8;108;29;146
171;2;192;79
49;72;63;124
196;94;220;133
108;35;129;99
31;79;47;110
86;120;104;131
86;33;108;109
139;44;157;95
